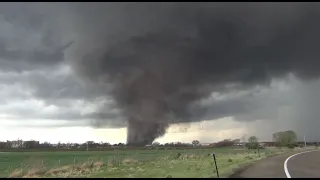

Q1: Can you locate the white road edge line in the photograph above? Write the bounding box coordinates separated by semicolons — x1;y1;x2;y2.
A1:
284;149;319;178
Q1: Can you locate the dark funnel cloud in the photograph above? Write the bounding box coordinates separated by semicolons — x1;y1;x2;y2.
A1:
65;2;320;145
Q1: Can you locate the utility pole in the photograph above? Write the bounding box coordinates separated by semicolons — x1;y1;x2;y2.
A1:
304;135;307;148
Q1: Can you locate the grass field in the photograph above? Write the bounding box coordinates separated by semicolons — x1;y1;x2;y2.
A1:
0;147;302;178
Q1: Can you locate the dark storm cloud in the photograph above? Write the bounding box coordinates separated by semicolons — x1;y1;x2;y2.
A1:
0;39;71;72
0;2;72;72
0;66;107;105
188;84;293;122
3;3;320;145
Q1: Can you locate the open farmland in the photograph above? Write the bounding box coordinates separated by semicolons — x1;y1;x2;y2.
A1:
0;147;294;178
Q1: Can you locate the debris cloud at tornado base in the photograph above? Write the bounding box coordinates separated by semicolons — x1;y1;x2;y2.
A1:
63;3;320;146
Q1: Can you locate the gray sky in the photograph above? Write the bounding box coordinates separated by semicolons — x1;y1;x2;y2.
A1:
1;2;320;143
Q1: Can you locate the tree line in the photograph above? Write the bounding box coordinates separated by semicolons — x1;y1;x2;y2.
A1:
0;130;312;150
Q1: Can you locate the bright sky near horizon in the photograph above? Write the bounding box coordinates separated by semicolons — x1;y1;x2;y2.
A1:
0;119;248;144
0;116;285;144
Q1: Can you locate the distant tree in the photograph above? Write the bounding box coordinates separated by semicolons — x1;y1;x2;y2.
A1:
101;142;111;147
273;130;297;148
248;136;258;143
86;141;97;148
247;136;259;149
43;141;50;145
118;143;125;147
5;141;12;149
192;140;200;146
15;139;24;148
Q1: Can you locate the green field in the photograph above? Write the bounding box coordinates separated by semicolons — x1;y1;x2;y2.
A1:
0;147;295;178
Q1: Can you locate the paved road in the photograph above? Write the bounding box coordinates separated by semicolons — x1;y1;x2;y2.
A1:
285;150;320;178
237;153;289;178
